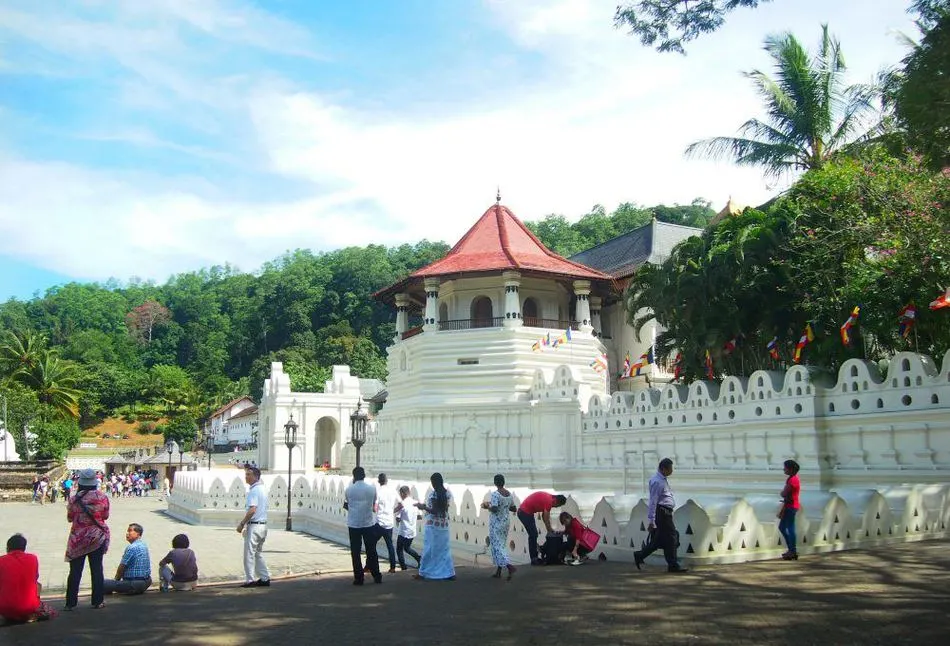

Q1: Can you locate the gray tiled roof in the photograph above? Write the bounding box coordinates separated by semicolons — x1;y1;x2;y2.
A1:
570;219;701;279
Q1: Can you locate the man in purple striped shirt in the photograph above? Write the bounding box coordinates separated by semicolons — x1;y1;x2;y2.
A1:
634;458;688;573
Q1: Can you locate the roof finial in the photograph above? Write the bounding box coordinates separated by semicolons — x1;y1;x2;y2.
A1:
496;186;501;204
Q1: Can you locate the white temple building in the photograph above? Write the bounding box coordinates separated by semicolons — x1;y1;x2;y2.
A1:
168;198;950;566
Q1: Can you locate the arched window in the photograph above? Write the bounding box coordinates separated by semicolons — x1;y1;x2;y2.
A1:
438;303;448;324
471;296;493;328
523;298;539;326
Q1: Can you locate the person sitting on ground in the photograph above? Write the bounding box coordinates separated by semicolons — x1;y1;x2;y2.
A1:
103;523;152;595
0;534;56;624
559;512;592;565
158;534;198;592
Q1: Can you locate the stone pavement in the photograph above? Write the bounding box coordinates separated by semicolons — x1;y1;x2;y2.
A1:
2;537;949;646
0;496;353;592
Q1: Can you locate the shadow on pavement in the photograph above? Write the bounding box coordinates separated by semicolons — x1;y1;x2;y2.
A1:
4;539;949;646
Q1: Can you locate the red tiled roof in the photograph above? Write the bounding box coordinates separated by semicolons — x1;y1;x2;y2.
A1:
413;203;609;279
210;396;254;419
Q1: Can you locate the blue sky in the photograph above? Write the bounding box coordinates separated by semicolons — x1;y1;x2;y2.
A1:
0;0;916;301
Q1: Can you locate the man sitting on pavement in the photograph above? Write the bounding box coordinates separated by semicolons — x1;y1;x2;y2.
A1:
104;523;152;595
0;534;55;624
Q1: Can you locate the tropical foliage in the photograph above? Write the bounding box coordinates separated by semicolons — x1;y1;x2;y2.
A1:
626;149;950;381
686;25;877;177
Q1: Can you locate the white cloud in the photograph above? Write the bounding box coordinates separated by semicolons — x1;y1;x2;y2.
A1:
0;0;917;287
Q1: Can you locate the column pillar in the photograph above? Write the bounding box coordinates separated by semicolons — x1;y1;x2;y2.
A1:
502;271;523;329
394;293;410;341
423;278;440;331
590;295;603;337
573;280;593;333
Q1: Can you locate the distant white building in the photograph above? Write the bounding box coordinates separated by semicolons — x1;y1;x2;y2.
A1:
206;396;256;447
225;405;259;447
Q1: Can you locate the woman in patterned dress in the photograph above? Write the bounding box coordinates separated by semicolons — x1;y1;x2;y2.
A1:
414;472;456;581
481;474;517;580
64;468;111;610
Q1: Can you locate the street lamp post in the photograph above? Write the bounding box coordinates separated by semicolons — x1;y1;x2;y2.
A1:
165;439;179;491
1;394;8;463
349;398;368;469
205;432;213;471
283;414;298;532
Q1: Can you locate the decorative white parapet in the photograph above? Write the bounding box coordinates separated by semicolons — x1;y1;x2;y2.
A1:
167;471;950;567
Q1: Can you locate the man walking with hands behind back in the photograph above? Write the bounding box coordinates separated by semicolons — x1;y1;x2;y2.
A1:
634;458;688;573
237;466;270;588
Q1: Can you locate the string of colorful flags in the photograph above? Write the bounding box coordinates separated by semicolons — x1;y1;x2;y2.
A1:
531;328;572;352
551;288;948;378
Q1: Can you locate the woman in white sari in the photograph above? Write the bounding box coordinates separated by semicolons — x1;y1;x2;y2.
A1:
414;473;455;581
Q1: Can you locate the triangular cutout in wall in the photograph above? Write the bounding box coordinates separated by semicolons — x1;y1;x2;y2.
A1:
685;524;693;535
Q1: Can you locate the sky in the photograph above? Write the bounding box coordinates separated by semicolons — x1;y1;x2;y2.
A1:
0;0;917;301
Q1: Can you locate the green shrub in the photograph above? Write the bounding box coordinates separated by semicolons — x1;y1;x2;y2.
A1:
137;421;156;435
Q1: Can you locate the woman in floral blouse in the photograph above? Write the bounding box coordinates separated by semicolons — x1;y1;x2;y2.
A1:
64;469;110;610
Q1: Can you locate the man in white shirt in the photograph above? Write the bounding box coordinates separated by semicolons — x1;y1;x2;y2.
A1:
236;466;271;587
344;466;381;585
394;485;421;570
374;473;398;573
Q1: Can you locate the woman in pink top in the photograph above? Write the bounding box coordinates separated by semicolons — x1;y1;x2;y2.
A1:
64;468;111;610
778;459;801;561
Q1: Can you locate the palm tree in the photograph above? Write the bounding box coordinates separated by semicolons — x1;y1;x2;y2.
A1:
17;350;81;420
686;25;876;177
0;330;45;383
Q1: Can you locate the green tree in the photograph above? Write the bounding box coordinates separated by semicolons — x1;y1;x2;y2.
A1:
686;25;877;178
15;349;82;420
31;415;82;460
615;0;774;54
164;414;199;449
893;8;950;170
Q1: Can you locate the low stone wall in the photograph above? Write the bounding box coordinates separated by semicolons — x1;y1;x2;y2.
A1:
166;471;950;566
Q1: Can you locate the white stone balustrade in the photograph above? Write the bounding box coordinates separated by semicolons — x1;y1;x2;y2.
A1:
167;472;950;566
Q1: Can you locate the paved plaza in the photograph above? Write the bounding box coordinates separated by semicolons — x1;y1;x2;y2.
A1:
0;496;353;592
0;504;948;646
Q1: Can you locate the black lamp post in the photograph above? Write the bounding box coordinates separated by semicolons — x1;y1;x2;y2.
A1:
165;439;179;490
283;413;298;532
349;398;368;468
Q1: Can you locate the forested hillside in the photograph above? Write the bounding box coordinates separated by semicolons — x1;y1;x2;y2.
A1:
0;201;706;458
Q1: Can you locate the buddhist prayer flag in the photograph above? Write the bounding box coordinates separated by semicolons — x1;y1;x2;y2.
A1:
590;353;609;373
839;306;861;346
898;303;917;339
766;336;780;361
722;336;738;355
619;351;631;379
793;323;815;364
672;352;684;381
531;341;541;352
929;288;950;311
704;350;715;380
633;347;655;376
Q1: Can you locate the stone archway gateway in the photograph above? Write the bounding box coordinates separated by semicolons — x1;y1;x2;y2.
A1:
314;416;338;468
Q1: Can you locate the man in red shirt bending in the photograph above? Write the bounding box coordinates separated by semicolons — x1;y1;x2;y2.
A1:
0;534;54;624
517;491;567;565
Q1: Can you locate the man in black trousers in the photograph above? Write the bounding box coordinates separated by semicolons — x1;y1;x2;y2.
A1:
634;458;688;573
344;467;382;585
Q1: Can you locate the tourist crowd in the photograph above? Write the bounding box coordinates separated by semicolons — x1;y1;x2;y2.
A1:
0;459;803;627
